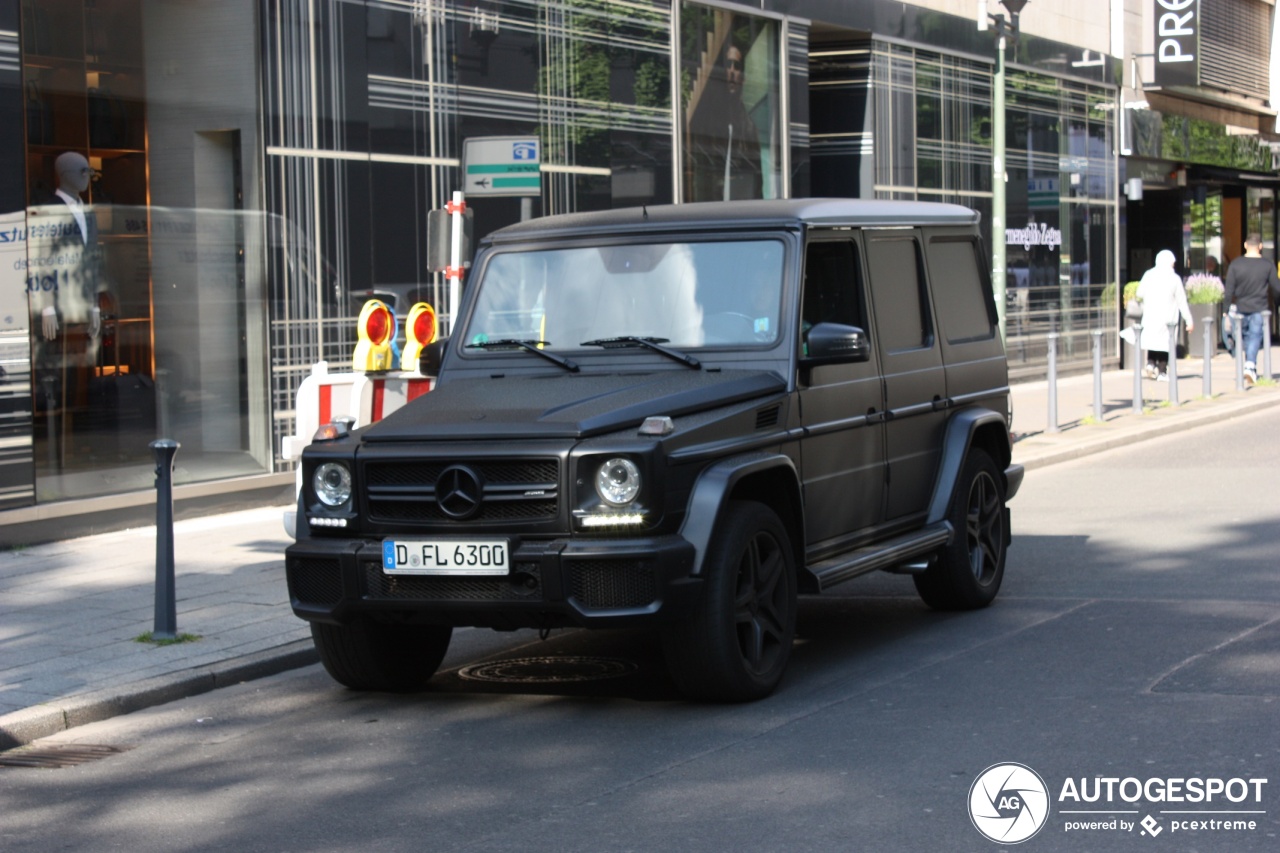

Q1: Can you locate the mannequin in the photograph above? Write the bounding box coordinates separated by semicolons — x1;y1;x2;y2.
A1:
39;152;101;341
54;151;92;243
30;152;106;471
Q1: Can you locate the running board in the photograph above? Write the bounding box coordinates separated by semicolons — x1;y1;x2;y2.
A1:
804;523;953;592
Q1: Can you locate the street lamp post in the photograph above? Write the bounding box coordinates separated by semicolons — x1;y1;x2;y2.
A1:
981;0;1027;342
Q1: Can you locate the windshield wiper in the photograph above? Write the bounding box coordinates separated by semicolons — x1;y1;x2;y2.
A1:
465;339;579;372
579;336;701;369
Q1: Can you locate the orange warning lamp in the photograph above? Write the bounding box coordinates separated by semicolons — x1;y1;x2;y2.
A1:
401;302;438;373
353;299;395;372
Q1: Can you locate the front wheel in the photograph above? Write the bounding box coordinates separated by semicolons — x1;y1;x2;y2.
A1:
311;619;452;692
913;448;1007;611
663;501;797;702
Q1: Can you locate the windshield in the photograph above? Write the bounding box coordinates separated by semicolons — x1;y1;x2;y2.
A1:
462;239;785;351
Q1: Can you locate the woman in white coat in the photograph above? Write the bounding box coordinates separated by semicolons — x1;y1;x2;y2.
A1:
1136;249;1194;380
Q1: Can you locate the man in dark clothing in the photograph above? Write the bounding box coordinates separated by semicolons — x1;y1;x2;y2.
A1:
1223;232;1280;384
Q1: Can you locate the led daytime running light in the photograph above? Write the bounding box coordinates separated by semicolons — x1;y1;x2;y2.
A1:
578;512;646;528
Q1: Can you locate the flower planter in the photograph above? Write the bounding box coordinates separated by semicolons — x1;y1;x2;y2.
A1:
1185;301;1222;359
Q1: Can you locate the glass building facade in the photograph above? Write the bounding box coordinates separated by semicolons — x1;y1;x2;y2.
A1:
1;0;1130;519
810;39;1117;379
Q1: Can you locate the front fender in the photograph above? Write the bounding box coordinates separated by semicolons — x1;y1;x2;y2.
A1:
678;452;801;577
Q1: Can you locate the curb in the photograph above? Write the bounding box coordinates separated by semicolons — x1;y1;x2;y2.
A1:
1013;385;1280;471
0;641;319;749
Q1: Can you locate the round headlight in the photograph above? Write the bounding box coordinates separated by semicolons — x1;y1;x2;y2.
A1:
314;462;352;507
595;457;641;506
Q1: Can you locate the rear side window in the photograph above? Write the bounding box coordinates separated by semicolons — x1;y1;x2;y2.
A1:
865;234;931;352
928;237;995;344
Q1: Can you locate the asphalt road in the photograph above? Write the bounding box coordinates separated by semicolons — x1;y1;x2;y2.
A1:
3;408;1278;852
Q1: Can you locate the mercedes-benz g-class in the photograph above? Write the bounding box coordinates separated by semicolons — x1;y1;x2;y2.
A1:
286;199;1023;701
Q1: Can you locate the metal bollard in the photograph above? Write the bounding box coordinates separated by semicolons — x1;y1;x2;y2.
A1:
1202;315;1214;398
150;439;181;640
1166;321;1179;406
1264;309;1273;381
1046;332;1059;433
1232;309;1244;390
1131;322;1144;414
1091;329;1103;422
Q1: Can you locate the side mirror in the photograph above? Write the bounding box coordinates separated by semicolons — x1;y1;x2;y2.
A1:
802;322;871;366
421;337;449;377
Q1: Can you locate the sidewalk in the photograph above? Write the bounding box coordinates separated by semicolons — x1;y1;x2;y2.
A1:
2;352;1278;748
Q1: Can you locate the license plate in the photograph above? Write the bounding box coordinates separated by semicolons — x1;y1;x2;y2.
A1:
382;539;510;576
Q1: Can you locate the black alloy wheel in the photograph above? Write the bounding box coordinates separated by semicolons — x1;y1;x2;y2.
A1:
663;500;797;702
914;448;1007;610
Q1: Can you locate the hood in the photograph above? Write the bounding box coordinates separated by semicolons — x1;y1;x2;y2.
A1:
361;369;786;441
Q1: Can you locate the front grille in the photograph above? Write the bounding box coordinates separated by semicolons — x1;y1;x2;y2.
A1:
364;457;560;525
366;460;558;487
567;560;656;610
288;556;344;605
371;499;557;523
363;560;542;602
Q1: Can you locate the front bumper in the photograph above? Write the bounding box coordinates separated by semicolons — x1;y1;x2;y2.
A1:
286;534;699;630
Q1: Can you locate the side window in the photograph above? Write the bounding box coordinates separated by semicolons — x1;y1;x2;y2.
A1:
802;240;865;332
928;237;995;343
866;235;931;352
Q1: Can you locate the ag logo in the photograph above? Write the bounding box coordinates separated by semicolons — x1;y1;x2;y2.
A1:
969;762;1050;844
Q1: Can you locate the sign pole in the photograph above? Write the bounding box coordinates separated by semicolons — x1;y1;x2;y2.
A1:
993;28;1007;342
445;191;466;336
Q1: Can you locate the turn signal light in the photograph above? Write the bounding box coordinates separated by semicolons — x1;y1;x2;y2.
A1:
401;302;438;373
353;299;395;372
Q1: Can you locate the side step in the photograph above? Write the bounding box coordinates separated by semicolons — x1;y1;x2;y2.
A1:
804;523;953;593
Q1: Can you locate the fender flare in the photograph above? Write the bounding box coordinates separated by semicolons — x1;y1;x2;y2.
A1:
678;451;802;577
925;408;1013;526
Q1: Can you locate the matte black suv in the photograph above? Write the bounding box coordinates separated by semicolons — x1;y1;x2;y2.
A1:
286;199;1023;701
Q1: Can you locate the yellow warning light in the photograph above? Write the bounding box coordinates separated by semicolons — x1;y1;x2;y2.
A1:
353;299;395;372
401;302;438;373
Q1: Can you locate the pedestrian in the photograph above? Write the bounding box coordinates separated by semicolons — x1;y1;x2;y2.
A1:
1222;232;1280;385
1136;249;1193;380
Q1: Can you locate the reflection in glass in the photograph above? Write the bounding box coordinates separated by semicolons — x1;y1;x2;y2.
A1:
681;4;780;202
464;240;785;350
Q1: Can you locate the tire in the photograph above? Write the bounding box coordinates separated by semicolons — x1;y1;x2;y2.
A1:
311;619;452;692
663;501;797;702
913;448;1007;611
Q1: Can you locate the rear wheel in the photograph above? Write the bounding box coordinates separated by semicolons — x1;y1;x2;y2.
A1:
913;448;1007;610
663;501;797;702
311;619;452;692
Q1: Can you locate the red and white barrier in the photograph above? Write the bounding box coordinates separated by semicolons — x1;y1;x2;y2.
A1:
281;361;435;462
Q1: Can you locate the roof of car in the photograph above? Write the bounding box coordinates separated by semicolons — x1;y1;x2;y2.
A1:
481;198;980;245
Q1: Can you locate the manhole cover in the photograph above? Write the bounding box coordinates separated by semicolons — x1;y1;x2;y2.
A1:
0;744;131;769
458;655;638;684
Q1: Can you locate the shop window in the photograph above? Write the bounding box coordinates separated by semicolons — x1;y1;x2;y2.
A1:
21;0;269;503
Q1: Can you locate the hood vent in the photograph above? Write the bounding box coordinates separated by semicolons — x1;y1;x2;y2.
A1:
755;405;781;430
